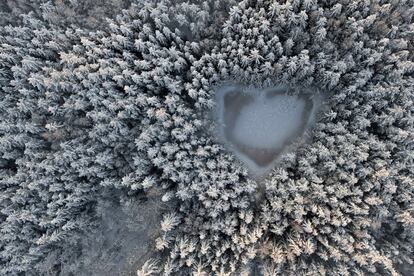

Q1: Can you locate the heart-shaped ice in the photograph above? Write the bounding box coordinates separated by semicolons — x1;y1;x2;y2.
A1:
214;85;319;177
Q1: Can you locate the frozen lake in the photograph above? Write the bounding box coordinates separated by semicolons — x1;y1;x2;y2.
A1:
214;84;321;177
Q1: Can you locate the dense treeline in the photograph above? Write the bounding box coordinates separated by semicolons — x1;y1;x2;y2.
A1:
1;0;413;275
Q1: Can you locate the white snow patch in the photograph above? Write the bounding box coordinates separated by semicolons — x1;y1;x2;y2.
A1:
214;84;322;178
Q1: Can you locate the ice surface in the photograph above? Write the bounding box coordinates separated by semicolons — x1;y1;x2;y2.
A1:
214;84;321;177
232;94;307;148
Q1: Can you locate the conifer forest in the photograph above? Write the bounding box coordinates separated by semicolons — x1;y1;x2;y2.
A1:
0;0;413;275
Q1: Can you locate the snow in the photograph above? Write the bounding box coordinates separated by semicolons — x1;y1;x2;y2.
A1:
214;84;321;177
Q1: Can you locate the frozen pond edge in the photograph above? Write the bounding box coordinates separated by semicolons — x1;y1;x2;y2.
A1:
213;84;324;178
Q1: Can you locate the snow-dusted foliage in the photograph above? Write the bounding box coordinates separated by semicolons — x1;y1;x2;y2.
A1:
0;0;131;28
0;0;413;275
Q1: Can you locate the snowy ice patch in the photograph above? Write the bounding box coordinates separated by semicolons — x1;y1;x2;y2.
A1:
214;84;322;177
232;93;307;148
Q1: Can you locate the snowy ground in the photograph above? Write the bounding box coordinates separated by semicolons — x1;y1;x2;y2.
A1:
214;84;322;177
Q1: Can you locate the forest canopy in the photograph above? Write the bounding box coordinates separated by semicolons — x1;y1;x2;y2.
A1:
0;0;413;275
